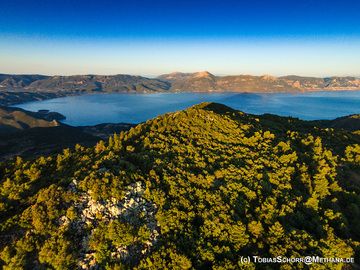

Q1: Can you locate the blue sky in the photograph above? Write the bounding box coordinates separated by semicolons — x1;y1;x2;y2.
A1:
0;0;360;76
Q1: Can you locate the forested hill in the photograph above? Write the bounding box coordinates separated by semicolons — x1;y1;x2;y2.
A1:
0;103;360;269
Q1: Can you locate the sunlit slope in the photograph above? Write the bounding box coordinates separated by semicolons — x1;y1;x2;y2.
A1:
0;103;359;269
0;106;63;134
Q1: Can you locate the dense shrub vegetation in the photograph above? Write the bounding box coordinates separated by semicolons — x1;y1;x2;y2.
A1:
0;102;359;269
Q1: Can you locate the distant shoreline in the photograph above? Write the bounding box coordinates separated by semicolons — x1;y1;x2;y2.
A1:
1;101;359;161
0;71;359;106
12;90;360;127
3;88;360;108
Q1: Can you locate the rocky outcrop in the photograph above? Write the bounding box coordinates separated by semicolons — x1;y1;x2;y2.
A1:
64;179;160;269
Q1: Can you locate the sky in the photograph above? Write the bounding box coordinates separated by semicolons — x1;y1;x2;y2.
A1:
0;0;360;77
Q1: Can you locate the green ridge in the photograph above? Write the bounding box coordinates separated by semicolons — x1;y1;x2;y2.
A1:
0;103;359;269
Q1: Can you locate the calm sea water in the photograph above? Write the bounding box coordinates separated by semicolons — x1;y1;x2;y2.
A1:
16;91;360;126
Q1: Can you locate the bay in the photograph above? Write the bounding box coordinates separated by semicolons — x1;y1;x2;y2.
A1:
16;91;360;126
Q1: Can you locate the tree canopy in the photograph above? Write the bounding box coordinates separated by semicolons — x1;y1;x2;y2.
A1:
0;102;359;269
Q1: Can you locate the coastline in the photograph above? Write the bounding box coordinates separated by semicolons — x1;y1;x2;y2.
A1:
3;87;360;108
4;89;360;127
0;99;359;161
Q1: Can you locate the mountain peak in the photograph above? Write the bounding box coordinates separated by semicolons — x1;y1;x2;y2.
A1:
193;71;214;78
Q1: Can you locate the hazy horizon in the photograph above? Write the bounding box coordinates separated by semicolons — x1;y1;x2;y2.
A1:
1;68;360;79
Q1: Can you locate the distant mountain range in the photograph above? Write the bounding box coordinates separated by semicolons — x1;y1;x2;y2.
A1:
0;74;170;93
158;71;360;92
1;71;360;106
1;72;360;93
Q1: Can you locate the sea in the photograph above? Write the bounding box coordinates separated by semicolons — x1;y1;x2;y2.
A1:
16;91;360;126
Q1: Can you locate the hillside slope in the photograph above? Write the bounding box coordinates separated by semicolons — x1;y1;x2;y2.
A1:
0;103;359;269
159;71;360;92
0;106;135;160
0;106;64;134
0;126;100;161
0;74;49;89
314;114;360;132
0;74;170;93
0;91;67;106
